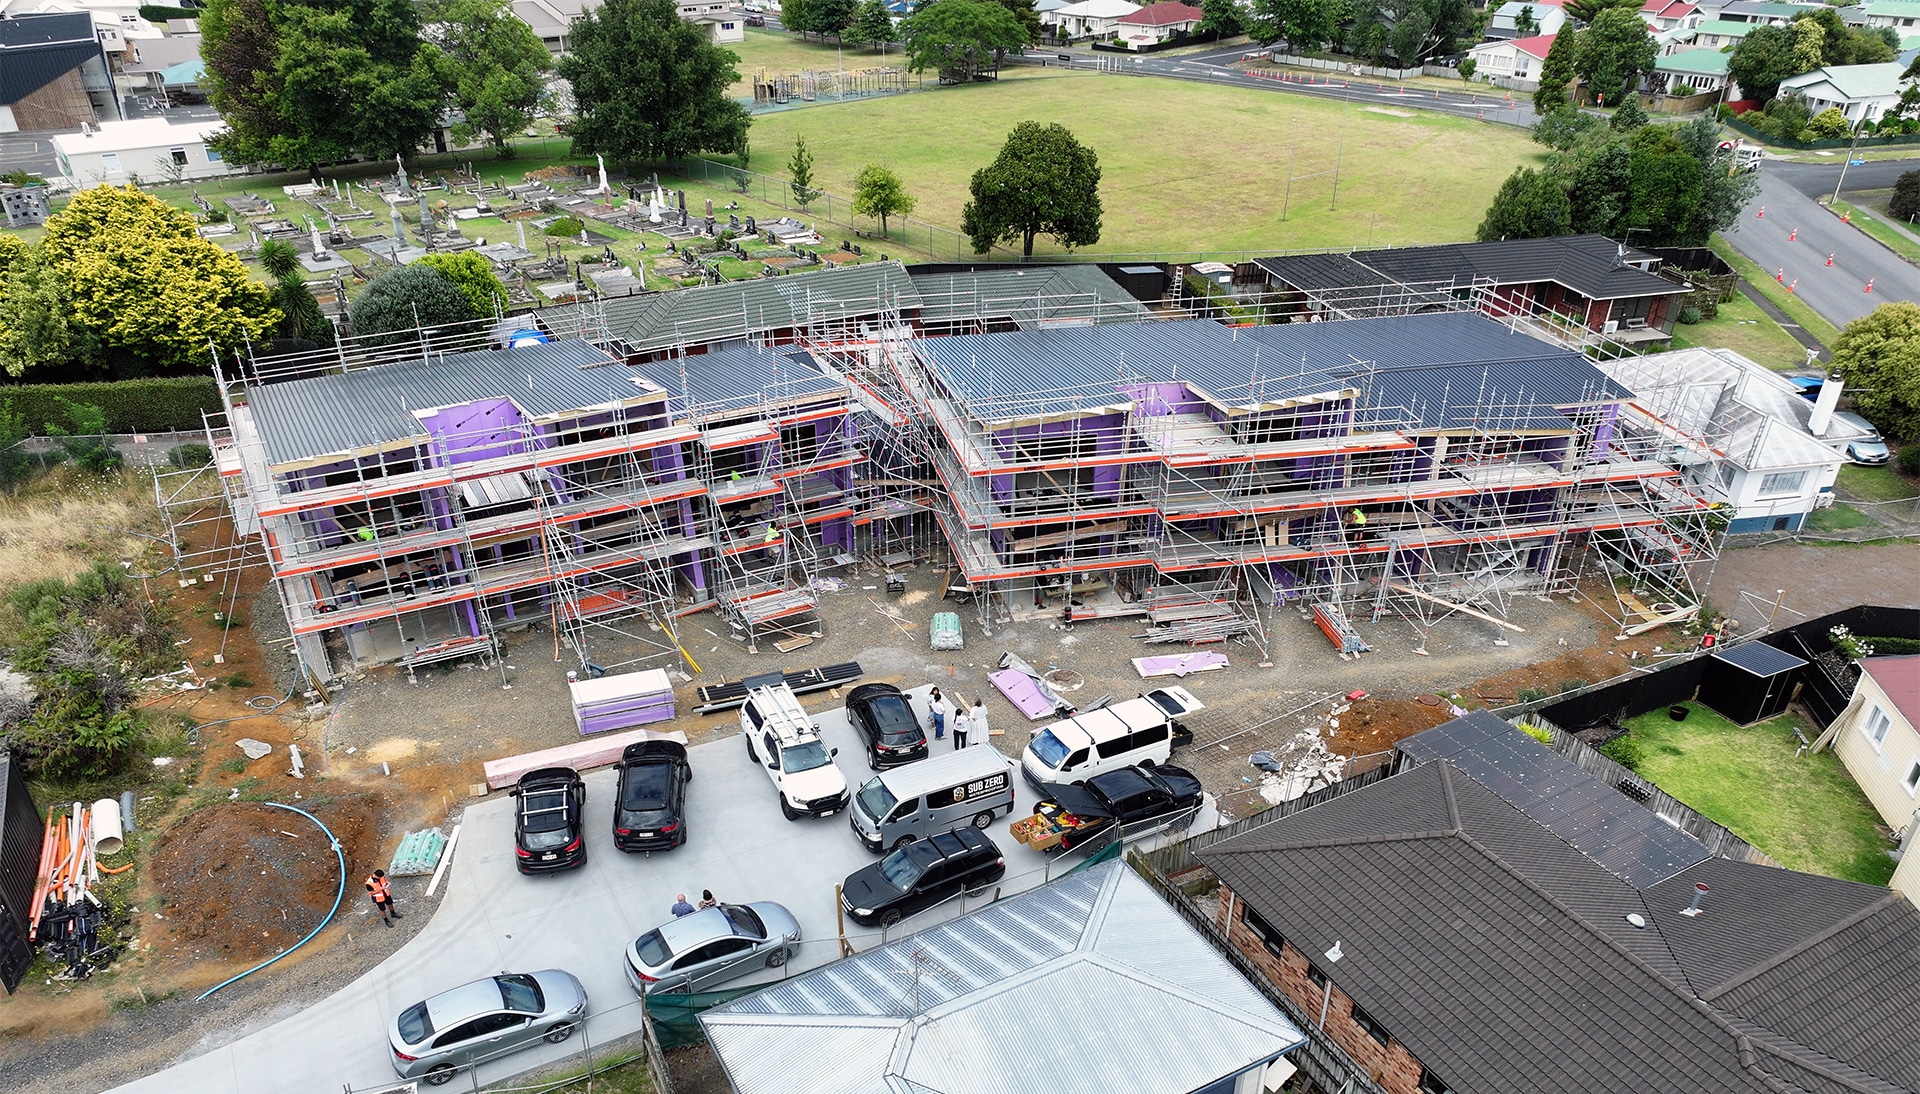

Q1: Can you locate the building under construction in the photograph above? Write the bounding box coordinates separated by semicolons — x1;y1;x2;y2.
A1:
180;259;1724;682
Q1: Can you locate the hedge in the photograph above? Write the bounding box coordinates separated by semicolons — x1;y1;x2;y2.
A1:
138;4;201;21
0;377;222;435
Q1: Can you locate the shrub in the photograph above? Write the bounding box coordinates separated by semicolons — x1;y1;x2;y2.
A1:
1891;170;1920;222
1806;107;1852;140
1598;733;1644;771
348;265;476;345
1519;723;1554;745
1678;305;1702;324
1898;444;1920;476
167;442;212;468
544;216;586;237
1672;83;1696;97
0;377;222;435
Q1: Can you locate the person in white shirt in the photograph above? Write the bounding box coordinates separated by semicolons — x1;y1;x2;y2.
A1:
951;702;972;748
968;700;987;746
928;687;949;740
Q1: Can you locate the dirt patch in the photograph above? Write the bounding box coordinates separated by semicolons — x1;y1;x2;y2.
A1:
148;798;379;962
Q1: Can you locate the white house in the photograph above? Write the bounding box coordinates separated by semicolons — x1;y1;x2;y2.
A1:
1654;46;1732;94
1468;32;1556;81
677;0;745;42
1050;0;1142;39
1486;0;1568;40
1597;347;1850;535
510;0;742;50
1640;0;1701;31
50;117;235;184
1777;62;1915;124
1113;0;1203;45
1823;654;1920;905
1861;0;1920;30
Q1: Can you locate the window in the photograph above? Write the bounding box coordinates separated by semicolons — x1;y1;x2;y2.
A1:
206;148;223;162
1241;904;1287;960
101;153;121;172
1418;1066;1456;1094
1350;1002;1391;1046
1096;733;1135;759
1759;470;1807;496
1305;962;1327;990
1903;758;1920;796
169;147;188;166
1863;706;1891;751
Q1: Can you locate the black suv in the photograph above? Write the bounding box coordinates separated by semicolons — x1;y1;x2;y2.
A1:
844;683;928;769
612;741;692;852
840;827;1005;927
513;767;586;874
1033;764;1202;853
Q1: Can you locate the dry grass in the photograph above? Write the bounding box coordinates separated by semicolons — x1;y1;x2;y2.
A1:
0;466;161;589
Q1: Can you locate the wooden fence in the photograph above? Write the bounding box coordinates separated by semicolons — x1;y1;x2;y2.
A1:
1139;764;1393;880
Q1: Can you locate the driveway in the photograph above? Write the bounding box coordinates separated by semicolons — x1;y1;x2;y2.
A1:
104;685;1201;1094
1719;169;1920;331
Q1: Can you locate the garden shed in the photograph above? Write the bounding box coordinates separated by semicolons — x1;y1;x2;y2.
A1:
0;752;44;994
1698;642;1807;726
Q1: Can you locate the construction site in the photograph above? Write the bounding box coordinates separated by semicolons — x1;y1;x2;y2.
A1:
154;257;1730;687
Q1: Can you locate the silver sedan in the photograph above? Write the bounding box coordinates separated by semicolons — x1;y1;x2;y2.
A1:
388;969;588;1086
624;902;801;994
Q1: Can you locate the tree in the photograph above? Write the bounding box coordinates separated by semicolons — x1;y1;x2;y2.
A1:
1609;95;1647;131
1727;24;1799;105
781;0;813;35
1247;0;1346;50
559;0;751;161
1514;3;1535;36
349;264;476;344
1672;115;1758;245
258;240;333;345
1625;130;1702;244
1458;56;1476;80
434;0;554;156
1890;170;1920;222
0;247;88;378
1197;0;1245;38
787;135;818;207
1831;302;1920;440
1533;29;1577;115
961;121;1102;257
1476;166;1572;241
900;0;1029;83
417;252;509;317
805;0;859;37
847;0;898;46
1567;139;1632;235
1561;0;1635;24
851;164;915;236
1575;7;1655;105
197;0;285;166
1533;107;1603;150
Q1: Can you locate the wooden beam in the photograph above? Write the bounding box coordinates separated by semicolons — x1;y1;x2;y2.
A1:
1388;583;1526;633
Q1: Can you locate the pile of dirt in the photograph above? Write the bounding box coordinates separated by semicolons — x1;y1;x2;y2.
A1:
148;798;378;962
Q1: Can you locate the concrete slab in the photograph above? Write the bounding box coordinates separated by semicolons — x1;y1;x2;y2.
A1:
105;686;1194;1094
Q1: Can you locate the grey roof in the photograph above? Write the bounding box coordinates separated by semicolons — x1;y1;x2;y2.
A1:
1257;234;1687;301
918;312;1628;426
1597;347;1853;472
0;13;101;107
1199;724;1920;1094
700;860;1304;1094
907;264;1150;328
1397;710;1712;887
629;345;845;417
1711;640;1808;677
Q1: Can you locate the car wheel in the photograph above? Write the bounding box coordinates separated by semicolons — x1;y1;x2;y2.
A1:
766;948;788;968
424;1064;457;1087
544;1021;575;1044
684;764;693;784
745;737;757;763
878;909;902;928
1139;758;1155;768
781;796;799;821
678;827;689;848
966;879;995;898
892;835;915;851
867;751;878;771
971;811;993;829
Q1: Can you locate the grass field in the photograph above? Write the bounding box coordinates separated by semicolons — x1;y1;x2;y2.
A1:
725;28;908;95
1710;236;1842;347
1626;705;1894;884
1669;290;1808;369
1825;194;1920;263
1837;463;1920;502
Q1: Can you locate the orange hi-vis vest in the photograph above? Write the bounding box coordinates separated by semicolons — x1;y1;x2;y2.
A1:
366;874;392;902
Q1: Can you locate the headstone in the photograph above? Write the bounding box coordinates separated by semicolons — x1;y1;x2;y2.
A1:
517;220;527;249
308;216;328;258
705;216;715;234
677;189;686;212
679;209;689;228
392;209;407;245
417;191;435;236
596;153;611;195
705;198;713;218
395;154;410;197
745;215;756;233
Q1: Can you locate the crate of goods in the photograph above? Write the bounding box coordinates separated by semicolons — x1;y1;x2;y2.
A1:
930;612;963;651
570;668;676;736
1011;814;1062;851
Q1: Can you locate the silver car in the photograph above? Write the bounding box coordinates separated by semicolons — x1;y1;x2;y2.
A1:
624;902;801;994
388;969;588;1086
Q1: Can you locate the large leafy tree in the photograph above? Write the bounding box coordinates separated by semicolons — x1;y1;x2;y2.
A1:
961;121;1102;257
1561;0;1636;24
851;164;915;236
1568;140;1631;235
1532;28;1576;115
558;0;750;161
1831;302;1920;440
1476;166;1572;241
1574;7;1655;105
847;0;898;46
417;252;509;317
349;264;476;345
1672;116;1758;246
1625;129;1702;242
1727;24;1798;105
900;0;1029;84
804;0;859;37
1247;0;1346;50
434;0;554;157
1197;0;1244;37
0;245;90;378
197;0;284;166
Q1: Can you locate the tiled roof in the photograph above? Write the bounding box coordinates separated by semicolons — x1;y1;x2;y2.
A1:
1117;1;1203;24
1256;234;1685;301
1863;654;1920;728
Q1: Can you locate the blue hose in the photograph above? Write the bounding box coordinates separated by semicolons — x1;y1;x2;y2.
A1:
196;801;346;1002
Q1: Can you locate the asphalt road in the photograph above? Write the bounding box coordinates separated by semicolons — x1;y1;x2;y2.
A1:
1769;157;1919;201
1718;168;1920;331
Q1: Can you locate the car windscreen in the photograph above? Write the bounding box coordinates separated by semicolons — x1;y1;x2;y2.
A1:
634;929;671;968
857;778;897;822
1029;728;1071;767
724;904;766;939
879;841;941;890
397;1001;433;1044
780;739;831;773
620;764;673;810
496;973;545;1014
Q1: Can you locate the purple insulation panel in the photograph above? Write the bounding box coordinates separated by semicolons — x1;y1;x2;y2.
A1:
989;669;1055;720
417;397;535;467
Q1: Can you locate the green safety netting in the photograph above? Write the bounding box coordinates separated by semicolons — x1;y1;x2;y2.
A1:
646;985;766;1049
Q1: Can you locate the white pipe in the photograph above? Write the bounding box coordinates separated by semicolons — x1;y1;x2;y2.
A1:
92;797;124;856
426;823;461;898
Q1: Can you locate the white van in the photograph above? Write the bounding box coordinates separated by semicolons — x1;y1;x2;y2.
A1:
1020;687;1205;788
850;747;1017;853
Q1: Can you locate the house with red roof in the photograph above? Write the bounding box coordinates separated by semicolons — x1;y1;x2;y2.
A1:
1466;32;1556;82
1827;653;1920;903
1641;0;1702;31
1112;0;1204;44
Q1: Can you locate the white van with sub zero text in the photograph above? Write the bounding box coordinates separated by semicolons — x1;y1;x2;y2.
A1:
1020;687;1205;788
851;746;1017;853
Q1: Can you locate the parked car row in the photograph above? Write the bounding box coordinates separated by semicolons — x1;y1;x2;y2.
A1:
511;741;691;873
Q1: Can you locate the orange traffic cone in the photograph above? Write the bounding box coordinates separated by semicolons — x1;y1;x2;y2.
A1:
1756;206;1765;219
1776;267;1784;282
1788;227;1797;242
1826;253;1834;267
1787;279;1798;294
1866;279;1874;293
1842;211;1851;223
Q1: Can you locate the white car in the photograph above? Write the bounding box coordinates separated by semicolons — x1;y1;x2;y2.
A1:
740;681;852;820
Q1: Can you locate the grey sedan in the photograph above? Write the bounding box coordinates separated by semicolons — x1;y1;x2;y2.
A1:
388;969;588;1086
624;902;801;994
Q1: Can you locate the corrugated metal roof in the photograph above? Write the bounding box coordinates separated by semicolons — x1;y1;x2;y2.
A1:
1597;347;1848;471
630;346;845;416
908;264;1150;328
701;860;1303;1094
1711;641;1807;677
1258;234;1685;301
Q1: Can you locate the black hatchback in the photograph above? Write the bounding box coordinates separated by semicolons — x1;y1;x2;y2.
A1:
840;826;1005;927
513;767;586;874
845;683;928;769
612;741;692;852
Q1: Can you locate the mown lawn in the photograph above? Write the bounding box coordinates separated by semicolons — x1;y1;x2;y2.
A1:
1625;705;1894;884
1669;289;1809;370
1837;463;1920;502
1710;236;1841;347
1826;195;1920;263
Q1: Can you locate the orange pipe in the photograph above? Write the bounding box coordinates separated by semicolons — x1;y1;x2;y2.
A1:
28;811;58;936
98;862;135;875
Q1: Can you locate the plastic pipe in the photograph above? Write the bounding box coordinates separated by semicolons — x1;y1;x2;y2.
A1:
120;791;137;834
92;798;124;856
196;801;345;1002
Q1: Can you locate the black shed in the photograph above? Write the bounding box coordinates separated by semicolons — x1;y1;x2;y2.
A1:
1699;643;1807;726
0;752;43;993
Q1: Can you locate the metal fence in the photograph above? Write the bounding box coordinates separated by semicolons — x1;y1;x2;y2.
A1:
1138;764;1393;880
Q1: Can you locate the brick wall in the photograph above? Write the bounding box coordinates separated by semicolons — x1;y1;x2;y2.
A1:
1216;885;1429;1094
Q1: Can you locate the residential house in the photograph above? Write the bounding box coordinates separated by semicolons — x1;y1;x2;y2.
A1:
508;0;743;50
1654;46;1733;94
677;0;745;42
1050;0;1143;39
1642;0;1703;30
1112;0;1204;45
1684;17;1755;47
1778;61;1915;124
1715;0;1817;24
0;11;116;131
1826;654;1920;904
1596;347;1855;533
113;32;201;102
1862;0;1920;29
50;117;234;183
700;860;1307;1094
1466;31;1556;79
1199;711;1920;1094
1484;0;1566;40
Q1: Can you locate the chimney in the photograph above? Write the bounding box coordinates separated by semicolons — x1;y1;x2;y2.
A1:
1808;377;1844;437
1680;881;1709;917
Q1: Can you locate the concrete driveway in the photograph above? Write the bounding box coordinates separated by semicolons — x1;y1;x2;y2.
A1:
105;685;1188;1094
1719;169;1920;331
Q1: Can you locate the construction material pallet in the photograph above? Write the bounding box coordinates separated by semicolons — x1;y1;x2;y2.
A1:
693;661;864;715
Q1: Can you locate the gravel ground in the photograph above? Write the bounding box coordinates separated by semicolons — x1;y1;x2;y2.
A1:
1702;540;1920;634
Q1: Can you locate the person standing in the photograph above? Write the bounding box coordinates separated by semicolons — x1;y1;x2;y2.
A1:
968;699;988;747
366;869;402;927
671;893;696;917
928;687;948;741
697;889;718;910
951;702;971;749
